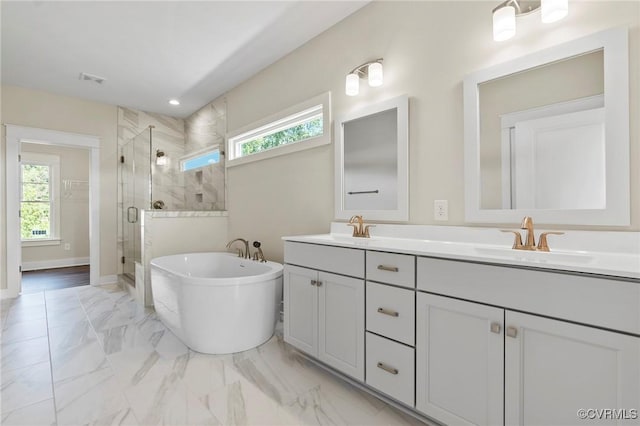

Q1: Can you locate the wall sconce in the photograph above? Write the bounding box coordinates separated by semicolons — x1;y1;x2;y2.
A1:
156;149;167;166
492;0;568;42
345;58;384;96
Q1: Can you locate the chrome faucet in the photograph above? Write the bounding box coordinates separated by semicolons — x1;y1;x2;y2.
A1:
226;238;250;259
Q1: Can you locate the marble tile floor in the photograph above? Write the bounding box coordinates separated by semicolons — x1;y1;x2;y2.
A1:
1;284;430;426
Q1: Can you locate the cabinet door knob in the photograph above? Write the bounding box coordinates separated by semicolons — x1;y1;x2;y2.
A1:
490;322;502;334
316;281;322;287
506;326;518;338
377;265;399;272
377;362;399;375
310;280;317;286
377;307;399;317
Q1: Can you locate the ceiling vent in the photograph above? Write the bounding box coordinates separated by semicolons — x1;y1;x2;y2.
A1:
79;72;106;84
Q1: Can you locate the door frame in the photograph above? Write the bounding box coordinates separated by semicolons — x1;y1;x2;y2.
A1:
5;125;101;298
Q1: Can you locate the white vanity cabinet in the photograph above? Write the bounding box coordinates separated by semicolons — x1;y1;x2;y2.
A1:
416;257;640;426
283;242;365;381
283;235;639;426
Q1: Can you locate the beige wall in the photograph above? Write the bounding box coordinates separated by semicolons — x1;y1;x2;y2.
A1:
2;85;119;288
21;143;90;265
214;1;639;264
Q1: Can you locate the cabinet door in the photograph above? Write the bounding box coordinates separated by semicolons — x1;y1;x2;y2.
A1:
318;271;365;381
283;265;318;356
505;311;640;426
416;293;504;426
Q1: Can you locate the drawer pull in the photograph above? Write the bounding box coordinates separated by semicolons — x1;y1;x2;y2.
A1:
506;326;518;338
377;265;399;272
490;322;501;334
377;307;399;317
377;362;399;375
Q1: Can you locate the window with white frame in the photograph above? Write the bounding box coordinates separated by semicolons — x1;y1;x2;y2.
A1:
227;92;331;166
20;152;60;242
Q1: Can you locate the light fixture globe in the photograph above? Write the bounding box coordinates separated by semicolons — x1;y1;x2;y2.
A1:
345;73;360;96
493;5;516;41
368;62;384;87
541;0;568;23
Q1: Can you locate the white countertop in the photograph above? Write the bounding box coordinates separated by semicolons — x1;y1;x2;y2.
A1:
283;223;640;281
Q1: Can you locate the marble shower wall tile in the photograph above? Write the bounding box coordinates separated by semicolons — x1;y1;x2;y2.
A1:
184;97;227;211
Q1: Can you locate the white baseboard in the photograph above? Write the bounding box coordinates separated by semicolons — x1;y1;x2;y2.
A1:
1;287;19;300
21;257;90;272
99;275;118;285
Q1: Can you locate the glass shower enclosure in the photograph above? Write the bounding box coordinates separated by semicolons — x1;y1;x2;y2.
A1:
121;126;153;281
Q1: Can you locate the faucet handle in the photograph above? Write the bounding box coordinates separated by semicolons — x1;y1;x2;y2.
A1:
537;232;565;252
363;224;375;238
501;230;524;249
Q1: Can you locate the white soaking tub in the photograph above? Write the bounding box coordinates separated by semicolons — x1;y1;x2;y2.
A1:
150;252;283;354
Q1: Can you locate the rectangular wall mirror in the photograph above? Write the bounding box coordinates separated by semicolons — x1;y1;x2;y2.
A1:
464;27;629;226
335;95;409;221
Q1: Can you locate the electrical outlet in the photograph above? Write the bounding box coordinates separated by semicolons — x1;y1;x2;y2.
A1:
434;200;449;221
64;243;71;251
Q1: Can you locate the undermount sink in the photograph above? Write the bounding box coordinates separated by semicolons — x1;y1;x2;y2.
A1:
474;246;593;264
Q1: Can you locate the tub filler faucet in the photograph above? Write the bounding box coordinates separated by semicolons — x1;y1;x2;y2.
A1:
226;238;250;258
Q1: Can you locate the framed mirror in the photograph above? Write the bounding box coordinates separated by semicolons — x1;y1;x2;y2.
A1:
464;27;629;225
335;95;409;221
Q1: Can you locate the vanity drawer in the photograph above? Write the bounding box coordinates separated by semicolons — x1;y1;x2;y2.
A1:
366;251;415;288
284;241;364;278
366;282;415;346
366;332;415;407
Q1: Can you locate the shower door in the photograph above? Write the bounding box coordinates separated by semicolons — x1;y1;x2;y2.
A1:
122;128;152;281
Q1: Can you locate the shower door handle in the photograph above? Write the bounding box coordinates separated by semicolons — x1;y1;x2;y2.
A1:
127;206;139;223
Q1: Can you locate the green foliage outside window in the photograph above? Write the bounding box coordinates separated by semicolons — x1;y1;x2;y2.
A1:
241;117;323;156
21;164;51;239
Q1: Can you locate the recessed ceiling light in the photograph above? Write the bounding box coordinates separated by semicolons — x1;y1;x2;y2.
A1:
169;99;180;106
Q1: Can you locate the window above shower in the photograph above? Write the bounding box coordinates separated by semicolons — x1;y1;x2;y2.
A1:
180;149;221;172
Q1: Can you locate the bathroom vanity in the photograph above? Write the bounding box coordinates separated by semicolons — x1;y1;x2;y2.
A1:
282;224;640;426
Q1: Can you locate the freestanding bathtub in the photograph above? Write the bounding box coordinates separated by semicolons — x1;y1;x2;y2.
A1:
150;252;283;354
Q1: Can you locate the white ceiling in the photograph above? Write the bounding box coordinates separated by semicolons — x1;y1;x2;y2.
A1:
1;1;367;117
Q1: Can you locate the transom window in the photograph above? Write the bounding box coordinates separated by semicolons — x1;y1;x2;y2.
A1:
227;92;331;166
180;149;221;172
20;152;60;241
